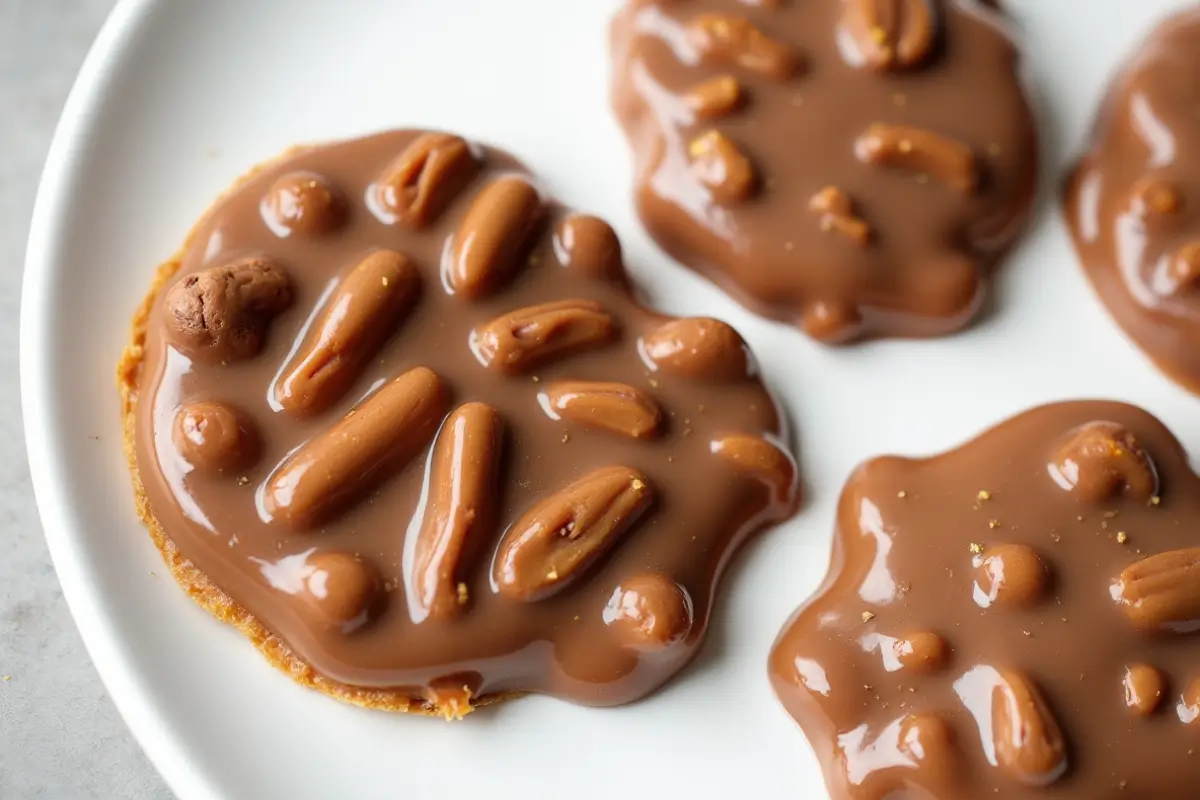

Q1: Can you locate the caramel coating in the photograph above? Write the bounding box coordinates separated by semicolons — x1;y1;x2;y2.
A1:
972;544;1049;610
171;401;259;473
1048;421;1158;504
1123;663;1165;716
300;551;382;633
604;572;693;651
260;171;345;237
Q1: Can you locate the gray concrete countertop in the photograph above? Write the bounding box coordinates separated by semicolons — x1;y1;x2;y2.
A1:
1;1;171;797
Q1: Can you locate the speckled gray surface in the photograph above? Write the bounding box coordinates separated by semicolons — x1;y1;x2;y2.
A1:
1;1;172;797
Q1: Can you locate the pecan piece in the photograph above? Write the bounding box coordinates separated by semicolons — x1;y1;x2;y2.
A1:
712;433;796;505
809;186;872;246
640;317;750;382
840;0;936;72
683;75;745;121
1168;242;1200;295
373;132;479;228
972;543;1050;609
172;401;260;473
1111;547;1200;632
264;367;449;529
163;257;293;362
445;174;542;299
990;669;1068;787
540;381;662;439
493;466;654;601
856;123;977;194
1130;176;1181;220
406;403;503;622
275;250;421;416
1048;421;1158;504
472;299;617;373
604;572;693;651
552;213;627;285
294;551;384;634
688;130;758;205
687;14;800;80
1123;664;1165;716
260;171;345;237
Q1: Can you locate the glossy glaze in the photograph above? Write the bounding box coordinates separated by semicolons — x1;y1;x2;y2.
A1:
771;401;1200;798
611;0;1038;343
1065;7;1200;395
131;130;800;710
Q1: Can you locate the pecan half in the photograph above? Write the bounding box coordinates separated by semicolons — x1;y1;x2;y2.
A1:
990;669;1068;787
840;0;936;72
687;14;800;80
688;130;758;205
275;250;421;416
540;381;662;439
373;132;480;229
1112;547;1200;632
493;466;653;601
406;403;503;622
445;174;542;299
264;366;449;529
856;123;977;194
472;299;617;373
163;257;293;362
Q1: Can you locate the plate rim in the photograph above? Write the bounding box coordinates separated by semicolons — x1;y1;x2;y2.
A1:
20;1;217;797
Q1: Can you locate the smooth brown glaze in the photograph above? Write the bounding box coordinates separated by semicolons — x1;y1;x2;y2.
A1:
1064;8;1200;395
129;129;800;713
770;401;1200;798
611;0;1038;343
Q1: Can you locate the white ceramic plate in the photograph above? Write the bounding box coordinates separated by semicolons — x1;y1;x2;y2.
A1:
21;0;1200;797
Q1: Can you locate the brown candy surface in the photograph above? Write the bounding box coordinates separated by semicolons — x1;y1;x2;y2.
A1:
769;401;1200;798
131;129;799;711
1065;7;1200;395
611;0;1038;343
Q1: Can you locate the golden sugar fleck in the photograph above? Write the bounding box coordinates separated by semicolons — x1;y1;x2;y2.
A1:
381;276;389;287
649;378;660;388
531;375;540;383
897;490;907;499
2;675;9;682
988;519;1000;529
632;478;646;491
977;490;991;501
1151;496;1162;506
969;542;984;555
236;476;250;486
1023;630;1032;637
861;611;876;623
561;433;570;443
456;582;469;605
546;568;559;581
1116;531;1128;544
